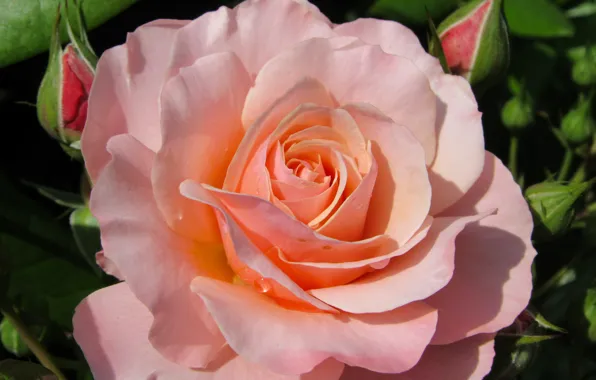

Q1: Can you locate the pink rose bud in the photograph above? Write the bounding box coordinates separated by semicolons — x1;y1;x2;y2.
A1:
433;0;510;93
37;1;96;159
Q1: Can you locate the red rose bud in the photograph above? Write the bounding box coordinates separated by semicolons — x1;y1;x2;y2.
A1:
37;0;96;160
433;0;510;93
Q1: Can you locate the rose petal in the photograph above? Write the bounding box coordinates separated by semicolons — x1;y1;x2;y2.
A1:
333;19;485;214
195;185;391;264
168;0;333;76
82;20;188;181
95;251;123;280
243;38;437;163
309;212;492;313
224;78;335;192
428;152;536;344
74;283;344;380
342;104;431;246
427;76;484;214
339;334;495;380
180;181;337;313
191;276;438;375
91;134;230;367
278;219;430;289
152;52;252;243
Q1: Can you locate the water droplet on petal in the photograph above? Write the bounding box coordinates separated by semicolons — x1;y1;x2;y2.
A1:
370;259;390;270
254;277;273;294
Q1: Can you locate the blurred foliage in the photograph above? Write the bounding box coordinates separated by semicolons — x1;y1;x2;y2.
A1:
1;0;596;379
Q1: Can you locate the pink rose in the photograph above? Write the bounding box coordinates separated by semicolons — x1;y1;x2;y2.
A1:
74;0;536;379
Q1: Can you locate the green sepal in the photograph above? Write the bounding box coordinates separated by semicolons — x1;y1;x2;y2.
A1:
426;10;451;74
525;180;591;239
471;0;510;94
61;0;97;71
36;6;64;142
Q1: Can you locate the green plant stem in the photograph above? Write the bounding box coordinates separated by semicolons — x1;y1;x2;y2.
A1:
0;308;66;380
509;135;519;180
557;149;574;182
533;250;585;299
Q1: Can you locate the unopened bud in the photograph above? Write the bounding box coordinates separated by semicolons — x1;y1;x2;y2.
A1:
561;93;595;146
36;1;96;160
502;96;534;132
525;181;590;239
433;0;510;93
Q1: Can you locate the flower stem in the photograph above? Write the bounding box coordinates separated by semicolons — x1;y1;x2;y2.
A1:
508;135;519;180
557;149;574;182
0;308;66;380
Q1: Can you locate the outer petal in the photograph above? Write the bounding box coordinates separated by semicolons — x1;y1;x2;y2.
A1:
153;52;252;243
168;0;333;76
242;38;438;163
339;334;495;380
309;212;493;313
428;152;536;344
74;283;345;380
334;18;485;214
82;20;188;181
90;134;230;367
191;277;438;375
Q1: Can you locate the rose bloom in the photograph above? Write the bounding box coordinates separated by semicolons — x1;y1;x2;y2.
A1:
74;0;536;379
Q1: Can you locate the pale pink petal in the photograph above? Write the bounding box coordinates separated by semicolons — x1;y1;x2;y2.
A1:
224;78;335;192
152;52;252;243
333;19;485;214
333;18;443;79
191;277;438;375
82;20;188;182
180;181;337;313
95;251;123;281
309;212;492;313
90;134;229;367
339;334;495;380
343;104;431;246
74;283;345;380
427;76;484;214
168;0;333;76
243;38;437;163
428;152;536;344
192;185;391;264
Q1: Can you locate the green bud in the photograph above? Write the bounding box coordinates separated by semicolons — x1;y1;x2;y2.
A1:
0;318;45;357
572;57;596;87
502;96;534;132
525;181;590;240
432;0;510;94
561;93;595;146
585;288;596;342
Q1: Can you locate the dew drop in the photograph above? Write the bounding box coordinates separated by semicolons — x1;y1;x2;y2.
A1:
254;277;273;294
370;259;390;270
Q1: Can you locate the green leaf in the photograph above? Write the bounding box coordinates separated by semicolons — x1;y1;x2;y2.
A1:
534;313;567;333
584;288;596;342
70;207;102;275
567;2;596;18
0;0;140;68
369;0;460;25
8;258;102;329
0;359;57;380
516;334;559;345
504;0;575;38
23;182;84;209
